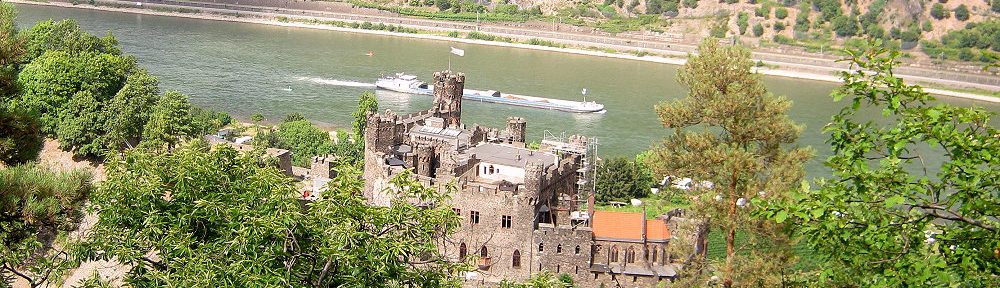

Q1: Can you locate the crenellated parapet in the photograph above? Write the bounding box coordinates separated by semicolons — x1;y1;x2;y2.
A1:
432;70;465;128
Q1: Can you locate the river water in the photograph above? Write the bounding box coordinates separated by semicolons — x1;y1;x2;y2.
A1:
13;4;1000;177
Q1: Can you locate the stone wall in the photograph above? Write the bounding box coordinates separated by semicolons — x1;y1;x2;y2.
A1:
447;180;539;284
532;225;593;281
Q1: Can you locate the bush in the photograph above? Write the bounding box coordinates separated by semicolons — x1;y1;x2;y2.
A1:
711;18;730;37
994;0;1000;13
683;0;698;8
900;29;920;42
737;12;749;35
922;20;933;32
832;15;858;37
930;3;949;20
466;31;513;42
275;120;334;167
773;21;786;31
954;4;969;21
595;157;654;203
775;7;788;19
0;106;43;165
773;34;794;44
753;22;765;37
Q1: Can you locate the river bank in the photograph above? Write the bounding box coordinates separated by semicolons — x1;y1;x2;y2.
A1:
10;0;999;103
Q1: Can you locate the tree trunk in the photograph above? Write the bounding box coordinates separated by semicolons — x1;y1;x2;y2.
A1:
724;170;739;288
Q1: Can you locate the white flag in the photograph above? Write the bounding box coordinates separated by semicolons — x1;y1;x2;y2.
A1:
581;88;587;95
450;47;465;57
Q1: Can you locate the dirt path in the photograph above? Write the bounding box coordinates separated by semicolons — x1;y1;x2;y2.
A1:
10;140;128;288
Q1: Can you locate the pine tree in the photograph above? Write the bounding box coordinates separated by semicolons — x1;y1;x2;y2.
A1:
648;40;812;287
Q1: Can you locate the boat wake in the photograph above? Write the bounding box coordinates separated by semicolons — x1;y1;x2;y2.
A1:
297;77;375;88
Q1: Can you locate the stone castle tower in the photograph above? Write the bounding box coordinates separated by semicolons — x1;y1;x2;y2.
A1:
432;71;464;128
505;117;526;144
363;110;398;155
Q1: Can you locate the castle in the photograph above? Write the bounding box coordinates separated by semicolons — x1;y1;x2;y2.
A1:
361;71;681;287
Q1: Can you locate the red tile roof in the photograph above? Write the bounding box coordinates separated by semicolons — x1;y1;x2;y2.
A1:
592;210;671;242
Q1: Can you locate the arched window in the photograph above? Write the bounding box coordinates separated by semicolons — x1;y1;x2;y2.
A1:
610;246;618;263
480;246;488;258
557;244;562;254
626;247;636;263
459;243;467;260
538;243;544;252
512;250;521;268
575;245;581;255
489;165;495;174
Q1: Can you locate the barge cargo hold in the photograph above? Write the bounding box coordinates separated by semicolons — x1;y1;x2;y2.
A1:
375;73;606;113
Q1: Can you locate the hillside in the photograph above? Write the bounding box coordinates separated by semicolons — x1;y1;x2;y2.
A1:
351;0;999;63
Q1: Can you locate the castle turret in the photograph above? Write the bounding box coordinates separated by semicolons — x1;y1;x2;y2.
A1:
432;71;464;128
416;144;435;178
363;110;398;155
505;117;526;144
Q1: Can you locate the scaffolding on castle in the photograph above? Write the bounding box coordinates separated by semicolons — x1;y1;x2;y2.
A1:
540;131;598;226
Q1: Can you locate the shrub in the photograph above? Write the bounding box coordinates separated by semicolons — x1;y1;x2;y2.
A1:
683;0;698;8
775;7;788;19
773;34;794;44
773;21;786;31
0;106;43;165
930;3;949;20
922;20;933;32
832;15;858;36
737;12;749;35
994;0;1000;13
753;22;765;36
954;4;969;21
595;157;654;203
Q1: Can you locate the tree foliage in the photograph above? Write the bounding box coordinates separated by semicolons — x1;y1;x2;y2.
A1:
13;50;135;134
930;3;950;20
0;106;42;165
81;145;466;286
18;19;120;62
595;157;653;203
954;4;970;21
498;272;575;288
0;3;23;103
275;120;334;167
141;91;195;151
648;40;811;287
1;164;92;287
352;91;379;142
766;42;999;286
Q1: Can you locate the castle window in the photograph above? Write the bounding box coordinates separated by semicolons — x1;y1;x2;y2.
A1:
556;244;562;254
459;243;467;260
538;243;544;252
575;245;581;255
651;248;658;263
452;208;461;215
501;215;512;228
470;211;480;224
626;247;636;264
512;250;521;268
609;246;618;263
480;246;489;258
489;165;495;174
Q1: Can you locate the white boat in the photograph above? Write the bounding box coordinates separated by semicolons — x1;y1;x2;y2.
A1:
375;73;606;113
375;73;433;95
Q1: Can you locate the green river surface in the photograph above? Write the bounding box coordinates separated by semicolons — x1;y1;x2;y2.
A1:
14;3;1000;177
